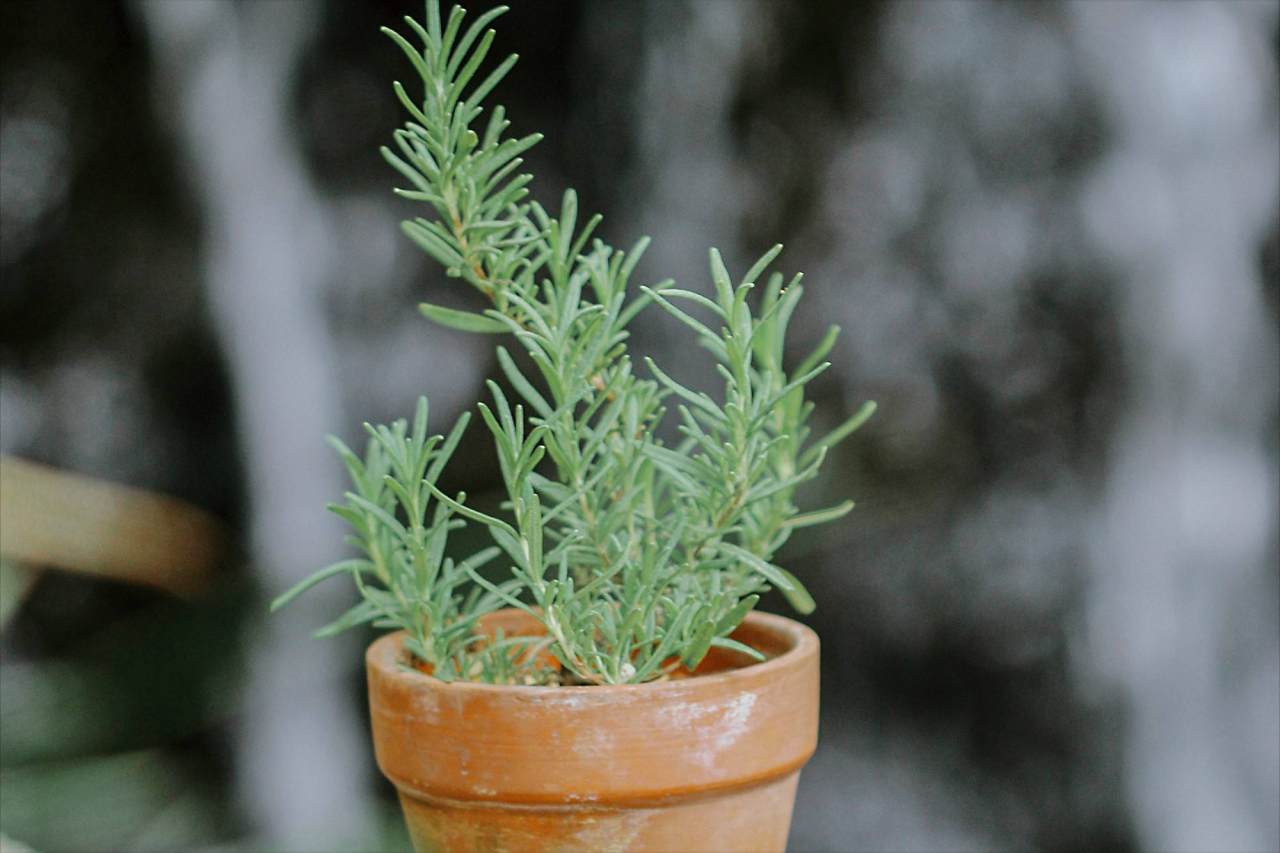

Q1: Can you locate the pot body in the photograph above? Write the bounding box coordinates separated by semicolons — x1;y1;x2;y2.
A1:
366;610;819;853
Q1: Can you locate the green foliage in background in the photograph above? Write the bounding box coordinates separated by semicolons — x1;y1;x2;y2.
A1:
274;0;874;685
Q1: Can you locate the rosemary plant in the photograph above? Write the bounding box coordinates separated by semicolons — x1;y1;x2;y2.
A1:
273;0;875;686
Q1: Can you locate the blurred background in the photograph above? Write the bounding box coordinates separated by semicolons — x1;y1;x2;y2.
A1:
1;1;1277;851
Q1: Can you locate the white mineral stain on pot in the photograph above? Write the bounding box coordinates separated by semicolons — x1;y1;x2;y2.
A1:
552;692;589;710
714;692;757;752
570;724;618;765
574;809;647;851
655;691;758;769
516;688;639;708
409;689;441;724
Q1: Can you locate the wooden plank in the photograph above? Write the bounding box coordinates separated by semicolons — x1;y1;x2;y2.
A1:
0;455;226;597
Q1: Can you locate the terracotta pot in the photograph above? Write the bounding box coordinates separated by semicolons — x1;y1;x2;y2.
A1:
366;609;820;853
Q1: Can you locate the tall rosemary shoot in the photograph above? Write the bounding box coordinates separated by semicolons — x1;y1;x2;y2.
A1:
273;0;875;686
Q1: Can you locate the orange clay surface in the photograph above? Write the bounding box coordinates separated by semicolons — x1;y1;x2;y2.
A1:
366;609;820;853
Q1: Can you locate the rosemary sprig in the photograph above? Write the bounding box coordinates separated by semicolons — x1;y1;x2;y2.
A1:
274;0;874;685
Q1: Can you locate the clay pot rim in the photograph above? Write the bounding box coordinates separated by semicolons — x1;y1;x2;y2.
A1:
367;608;817;696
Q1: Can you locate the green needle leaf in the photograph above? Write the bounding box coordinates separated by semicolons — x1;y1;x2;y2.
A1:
270;560;375;612
419;302;509;333
782;500;855;529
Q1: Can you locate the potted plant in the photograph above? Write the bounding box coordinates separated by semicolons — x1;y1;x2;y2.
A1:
273;3;874;850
